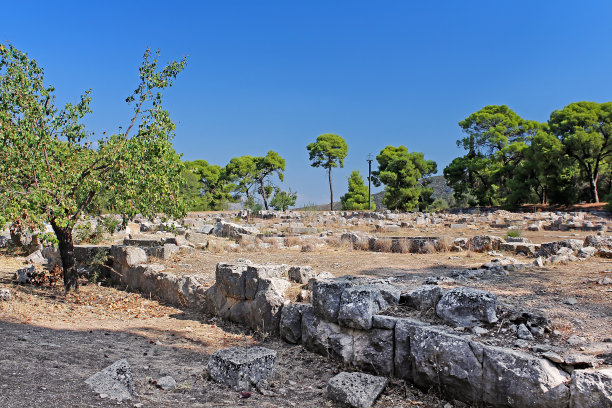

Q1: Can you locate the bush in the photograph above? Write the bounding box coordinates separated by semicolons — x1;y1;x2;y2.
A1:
102;216;121;235
506;229;522;238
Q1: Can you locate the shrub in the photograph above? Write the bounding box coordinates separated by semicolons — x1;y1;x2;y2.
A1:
506;229;522;238
435;235;453;252
102;216;121;235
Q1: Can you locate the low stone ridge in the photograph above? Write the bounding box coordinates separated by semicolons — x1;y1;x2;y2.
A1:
207;346;276;391
326;372;388;408
435;287;498;327
84;359;135;401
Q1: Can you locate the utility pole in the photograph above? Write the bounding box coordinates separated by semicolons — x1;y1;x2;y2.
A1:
367;153;373;210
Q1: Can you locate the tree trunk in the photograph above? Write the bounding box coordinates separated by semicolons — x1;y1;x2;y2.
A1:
260;182;269;210
590;175;599;203
51;219;78;292
328;167;333;211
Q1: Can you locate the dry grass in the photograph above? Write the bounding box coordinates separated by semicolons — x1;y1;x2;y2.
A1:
354;239;371;251
392;239;411;254
372;238;393;253
284;236;302;247
419;241;436;254
301;243;315;252
327;236;353;250
259;237;280;250
435;235;453;252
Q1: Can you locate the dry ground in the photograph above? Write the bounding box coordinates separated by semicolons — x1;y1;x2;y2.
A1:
0;250;456;408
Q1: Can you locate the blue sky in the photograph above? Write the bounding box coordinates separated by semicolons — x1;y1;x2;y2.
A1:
3;1;612;206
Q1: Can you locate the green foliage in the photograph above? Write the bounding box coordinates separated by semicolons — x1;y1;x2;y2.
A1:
39;232;59;247
427;198;448;212
0;45;187;290
252;151;285;210
506;229;522;238
372;146;437;211
549;101;612;203
102;216;121;235
184;159;236;210
341;171;374;210
307;133;348;211
226;155;258;199
443;105;539;207
88;249;109;284
270;188;297;211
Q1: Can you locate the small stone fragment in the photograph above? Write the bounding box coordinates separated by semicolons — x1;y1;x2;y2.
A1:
326;372;388;408
156;376;177;390
517;324;534;340
85;359;135;401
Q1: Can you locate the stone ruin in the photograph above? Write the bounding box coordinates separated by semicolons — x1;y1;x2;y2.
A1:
90;244;610;408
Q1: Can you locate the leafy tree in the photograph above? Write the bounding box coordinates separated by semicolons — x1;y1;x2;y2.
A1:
270;188;297;211
226;155;257;199
444;105;538;206
341;171;374;210
505;130;577;206
372;146;437;211
0;45;187;291
549;101;612;203
307;133;348;211
179;167;208;211
253;151;285;210
184;160;235;210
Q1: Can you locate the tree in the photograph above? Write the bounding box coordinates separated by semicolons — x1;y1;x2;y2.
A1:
0;45;187;291
270;188;297;211
307;133;348;211
225;155;257;200
253;151;285;210
372;146;437;211
444;105;538;206
184;160;235;210
549;101;612;203
180;167;208;211
341;171;375;210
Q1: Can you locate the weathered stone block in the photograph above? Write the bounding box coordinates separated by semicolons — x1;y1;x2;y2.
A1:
436;287;497;327
279;303;309;344
208;346;276;391
353;328;394;375
215;262;248;299
401;285;443;311
481;345;570;408
569;368;612;408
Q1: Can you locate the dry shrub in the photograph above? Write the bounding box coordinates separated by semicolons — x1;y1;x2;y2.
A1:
373;238;393;252
392;239;411;254
326;236;343;248
284;236;301;247
435;235;453;252
301;243;315;252
419;241;436;254
354;239;370;251
327;236;352;250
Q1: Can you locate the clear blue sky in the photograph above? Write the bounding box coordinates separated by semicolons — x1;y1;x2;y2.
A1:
3;1;612;206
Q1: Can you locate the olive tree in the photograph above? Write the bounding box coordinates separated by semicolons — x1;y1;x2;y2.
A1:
0;45;187;291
